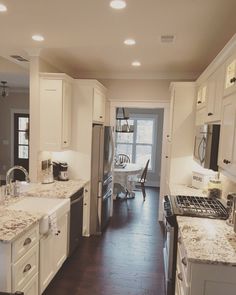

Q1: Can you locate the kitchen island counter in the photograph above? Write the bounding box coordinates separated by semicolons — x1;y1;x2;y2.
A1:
177;216;236;266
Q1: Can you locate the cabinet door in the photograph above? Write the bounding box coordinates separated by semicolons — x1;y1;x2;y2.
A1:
195;107;206;126
224;53;236;96
93;88;105;123
205;66;224;123
218;94;236;176
40;79;63;151
62;81;72;148
21;273;38;295
53;213;68;272
39;232;54;293
196;84;207;109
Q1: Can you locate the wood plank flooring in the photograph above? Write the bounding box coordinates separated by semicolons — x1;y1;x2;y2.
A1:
43;188;165;295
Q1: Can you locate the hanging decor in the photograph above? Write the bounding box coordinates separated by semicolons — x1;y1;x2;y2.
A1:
0;81;9;98
115;107;134;133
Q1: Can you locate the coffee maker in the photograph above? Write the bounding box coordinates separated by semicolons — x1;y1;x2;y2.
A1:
53;162;69;181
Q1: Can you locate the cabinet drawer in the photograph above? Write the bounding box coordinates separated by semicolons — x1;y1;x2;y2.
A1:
12;225;39;263
177;235;190;284
176;259;189;295
12;243;39;292
21;273;38;295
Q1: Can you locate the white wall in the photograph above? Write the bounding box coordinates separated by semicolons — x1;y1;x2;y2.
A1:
99;79;171;101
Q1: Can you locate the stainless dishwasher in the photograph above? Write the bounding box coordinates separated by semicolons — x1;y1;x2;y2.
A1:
69;187;84;256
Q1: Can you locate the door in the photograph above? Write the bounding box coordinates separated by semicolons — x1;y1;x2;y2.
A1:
14;113;29;180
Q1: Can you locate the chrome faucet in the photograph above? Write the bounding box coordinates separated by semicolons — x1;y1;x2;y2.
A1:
5;166;30;196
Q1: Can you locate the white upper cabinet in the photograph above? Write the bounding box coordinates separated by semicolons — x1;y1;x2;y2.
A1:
218;93;236;178
93;87;106;123
224;52;236;96
40;73;72;151
205;65;224;123
196;83;207;109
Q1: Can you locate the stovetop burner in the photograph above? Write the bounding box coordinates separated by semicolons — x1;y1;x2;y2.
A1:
174;195;228;219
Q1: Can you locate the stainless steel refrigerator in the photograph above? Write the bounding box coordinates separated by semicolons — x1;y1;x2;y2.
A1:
90;125;114;235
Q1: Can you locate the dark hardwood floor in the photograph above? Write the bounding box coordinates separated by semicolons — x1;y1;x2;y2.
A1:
44;187;165;295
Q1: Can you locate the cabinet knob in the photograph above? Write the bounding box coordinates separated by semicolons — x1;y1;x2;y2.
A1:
85;189;88;193
165;156;168;159
23;237;32;246
84;203;87;206
208;112;213;116
23;263;32;273
230;77;236;84
166;135;170;138
177;273;183;281
197;101;201;104
99;116;103;119
64;141;67;144
181;257;187;266
223;159;231;164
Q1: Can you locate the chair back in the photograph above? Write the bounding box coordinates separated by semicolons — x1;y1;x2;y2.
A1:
118;153;130;164
140;159;150;183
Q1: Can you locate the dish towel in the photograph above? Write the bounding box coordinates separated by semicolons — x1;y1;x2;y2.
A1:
49;212;59;235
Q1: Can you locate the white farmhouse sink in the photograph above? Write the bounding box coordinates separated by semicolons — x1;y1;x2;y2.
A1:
8;197;70;235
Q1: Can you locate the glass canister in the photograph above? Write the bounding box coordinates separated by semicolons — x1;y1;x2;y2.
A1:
207;179;222;199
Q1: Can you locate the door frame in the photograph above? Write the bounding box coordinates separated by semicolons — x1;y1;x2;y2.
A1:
10;108;29;167
110;100;170;221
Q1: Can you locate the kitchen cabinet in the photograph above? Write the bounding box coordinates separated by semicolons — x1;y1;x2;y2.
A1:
218;93;236;179
175;231;236;295
166;82;196;187
0;224;39;294
224;52;236;97
39;213;68;294
196;83;207;109
195;107;206;126
205;66;224;123
40;73;73;151
93;88;106;123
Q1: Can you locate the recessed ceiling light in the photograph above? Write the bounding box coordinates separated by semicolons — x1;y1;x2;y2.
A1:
161;35;175;43
110;0;127;10
0;4;7;12
132;61;141;67
32;34;45;42
124;39;136;46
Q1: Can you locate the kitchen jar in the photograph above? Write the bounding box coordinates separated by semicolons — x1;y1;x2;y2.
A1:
207;179;222;199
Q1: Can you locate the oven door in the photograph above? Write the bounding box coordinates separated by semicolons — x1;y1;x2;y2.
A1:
163;217;175;295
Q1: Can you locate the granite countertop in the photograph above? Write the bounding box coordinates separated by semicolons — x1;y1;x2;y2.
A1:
0;208;42;243
169;183;206;197
22;179;89;199
177;216;236;266
0;179;89;243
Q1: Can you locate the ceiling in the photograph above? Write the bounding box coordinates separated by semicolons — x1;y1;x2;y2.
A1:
0;0;236;84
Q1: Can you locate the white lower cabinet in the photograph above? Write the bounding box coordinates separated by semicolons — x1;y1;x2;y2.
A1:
40;213;68;294
0;224;39;294
22;273;39;295
176;232;236;295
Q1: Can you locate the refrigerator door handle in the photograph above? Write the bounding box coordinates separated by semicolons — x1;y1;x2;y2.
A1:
108;129;115;171
98;181;103;198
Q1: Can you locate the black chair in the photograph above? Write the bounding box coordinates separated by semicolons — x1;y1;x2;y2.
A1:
128;159;149;201
117;153;130;164
138;159;150;201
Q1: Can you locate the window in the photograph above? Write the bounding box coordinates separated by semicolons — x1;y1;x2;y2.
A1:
116;115;157;170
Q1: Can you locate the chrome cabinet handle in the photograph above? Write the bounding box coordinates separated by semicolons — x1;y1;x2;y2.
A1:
177;273;183;281
23;237;32;246
23;263;31;273
181;257;187;266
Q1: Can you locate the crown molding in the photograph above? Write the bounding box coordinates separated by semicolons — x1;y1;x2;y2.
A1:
73;71;200;81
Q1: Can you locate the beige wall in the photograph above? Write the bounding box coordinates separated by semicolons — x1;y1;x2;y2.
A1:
99;79;171;101
0;92;29;178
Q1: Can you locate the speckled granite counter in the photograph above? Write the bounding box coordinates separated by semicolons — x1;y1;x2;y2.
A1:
22;179;89;199
169;183;206;197
177;216;236;266
0;209;41;243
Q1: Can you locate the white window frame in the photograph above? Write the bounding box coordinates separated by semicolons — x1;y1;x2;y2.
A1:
116;113;158;172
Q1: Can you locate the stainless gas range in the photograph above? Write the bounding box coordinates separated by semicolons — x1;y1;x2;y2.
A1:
163;195;228;295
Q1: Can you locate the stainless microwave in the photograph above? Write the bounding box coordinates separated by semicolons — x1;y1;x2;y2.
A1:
193;124;220;171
